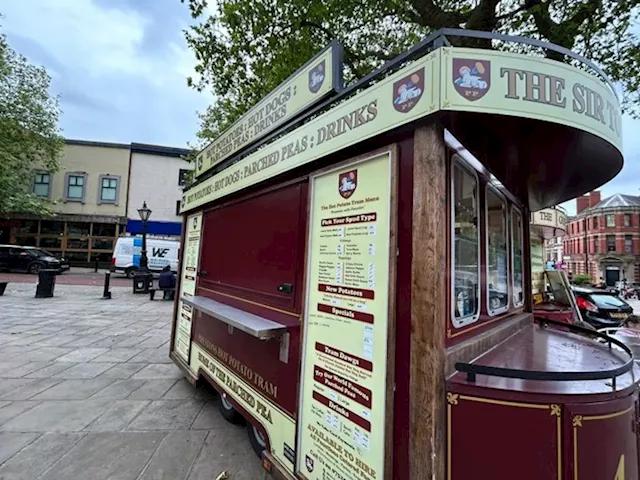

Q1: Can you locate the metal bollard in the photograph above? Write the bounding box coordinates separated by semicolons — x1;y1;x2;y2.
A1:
94;258;99;273
102;272;112;299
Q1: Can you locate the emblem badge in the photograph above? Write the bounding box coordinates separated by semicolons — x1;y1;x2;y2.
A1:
309;60;326;94
452;58;491;101
338;169;358;199
393;68;424;113
305;455;314;472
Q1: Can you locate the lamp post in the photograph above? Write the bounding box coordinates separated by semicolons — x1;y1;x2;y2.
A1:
137;201;152;272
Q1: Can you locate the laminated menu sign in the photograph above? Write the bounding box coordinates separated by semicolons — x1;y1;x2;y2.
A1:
297;151;392;480
174;212;202;363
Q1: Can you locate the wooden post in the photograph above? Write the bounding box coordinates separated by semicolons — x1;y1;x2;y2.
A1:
410;122;447;479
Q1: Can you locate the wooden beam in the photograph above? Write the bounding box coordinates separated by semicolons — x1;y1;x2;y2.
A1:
410;122;447;479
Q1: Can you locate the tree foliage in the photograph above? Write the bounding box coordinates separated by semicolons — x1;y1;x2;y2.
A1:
181;0;640;143
0;30;63;216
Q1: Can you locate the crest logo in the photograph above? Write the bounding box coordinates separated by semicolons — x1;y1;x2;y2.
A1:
309;60;326;94
453;59;491;101
393;68;424;113
338;169;358;199
305;455;314;472
192;216;198;230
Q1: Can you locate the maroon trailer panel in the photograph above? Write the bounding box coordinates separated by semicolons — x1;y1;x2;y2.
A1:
199;181;308;323
448;393;559;480
565;396;639;480
192;311;300;417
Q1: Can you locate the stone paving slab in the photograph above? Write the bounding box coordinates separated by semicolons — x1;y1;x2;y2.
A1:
0;433;86;480
0;283;267;479
38;432;167;480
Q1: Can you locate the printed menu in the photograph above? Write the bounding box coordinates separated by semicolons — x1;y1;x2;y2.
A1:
297;152;392;480
174;212;202;363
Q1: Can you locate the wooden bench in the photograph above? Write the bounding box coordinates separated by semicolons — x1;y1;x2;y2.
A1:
149;287;175;301
0;282;7;296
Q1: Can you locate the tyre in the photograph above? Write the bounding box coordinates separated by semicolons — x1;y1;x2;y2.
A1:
247;423;267;458
125;267;138;279
28;262;45;274
218;394;243;424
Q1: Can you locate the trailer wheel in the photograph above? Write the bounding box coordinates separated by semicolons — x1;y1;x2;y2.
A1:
218;395;243;424
247;423;267;458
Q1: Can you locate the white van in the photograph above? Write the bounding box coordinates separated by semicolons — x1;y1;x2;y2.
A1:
111;237;180;278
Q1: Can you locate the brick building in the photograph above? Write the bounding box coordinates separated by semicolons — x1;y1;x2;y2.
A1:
564;191;640;285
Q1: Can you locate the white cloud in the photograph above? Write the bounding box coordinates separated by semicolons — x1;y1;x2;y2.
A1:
1;0;211;147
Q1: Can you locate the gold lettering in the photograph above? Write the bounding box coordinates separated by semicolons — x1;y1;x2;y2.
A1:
500;67;524;99
573;83;586;114
615;454;625;480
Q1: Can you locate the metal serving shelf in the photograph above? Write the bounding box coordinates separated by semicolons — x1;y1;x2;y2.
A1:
181;296;288;340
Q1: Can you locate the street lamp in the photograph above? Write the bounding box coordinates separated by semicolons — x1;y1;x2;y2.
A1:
137;201;152;272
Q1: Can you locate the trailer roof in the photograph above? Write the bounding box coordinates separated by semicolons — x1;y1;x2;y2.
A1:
182;30;623;214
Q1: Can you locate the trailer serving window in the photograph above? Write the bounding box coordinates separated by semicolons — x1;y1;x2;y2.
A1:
486;186;509;316
452;158;480;327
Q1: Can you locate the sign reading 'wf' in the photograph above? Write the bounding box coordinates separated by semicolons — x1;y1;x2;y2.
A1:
152;248;170;258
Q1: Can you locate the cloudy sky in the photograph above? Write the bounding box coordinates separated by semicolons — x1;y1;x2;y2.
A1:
2;0;639;214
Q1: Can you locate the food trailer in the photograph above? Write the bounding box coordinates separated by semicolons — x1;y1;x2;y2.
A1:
170;29;638;479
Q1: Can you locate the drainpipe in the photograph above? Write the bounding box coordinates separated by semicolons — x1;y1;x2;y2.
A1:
584;218;589;279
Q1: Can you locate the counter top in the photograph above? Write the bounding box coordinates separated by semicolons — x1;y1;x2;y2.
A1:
182;296;288;340
449;322;639;398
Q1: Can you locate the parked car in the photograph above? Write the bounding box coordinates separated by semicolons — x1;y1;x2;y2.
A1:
0;245;70;274
572;286;633;329
111;237;179;278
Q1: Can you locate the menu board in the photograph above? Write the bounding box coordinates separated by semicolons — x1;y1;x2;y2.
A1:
297;151;393;480
174;212;203;363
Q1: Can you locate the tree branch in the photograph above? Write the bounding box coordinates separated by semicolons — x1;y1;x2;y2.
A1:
405;0;472;28
299;19;365;77
531;0;602;49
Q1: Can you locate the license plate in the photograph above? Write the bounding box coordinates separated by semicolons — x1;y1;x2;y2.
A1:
610;313;629;319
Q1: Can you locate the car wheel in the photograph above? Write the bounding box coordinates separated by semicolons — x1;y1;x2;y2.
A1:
218;395;243;424
28;262;44;274
125;267;138;279
247;423;267;458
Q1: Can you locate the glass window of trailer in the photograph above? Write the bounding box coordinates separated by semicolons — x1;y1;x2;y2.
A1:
452;158;480;326
511;207;524;308
486;187;509;316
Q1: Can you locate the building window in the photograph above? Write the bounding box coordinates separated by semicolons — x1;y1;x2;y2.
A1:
607;235;616;252
624;214;631;227
98;175;120;204
65;173;87;202
593;236;598;253
511;207;524;308
178;169;190;186
593;216;598;229
606;214;615;228
176;200;181;216
582;219;586;232
625;235;633;254
486;186;509;316
452;159;479;327
33;173;51;198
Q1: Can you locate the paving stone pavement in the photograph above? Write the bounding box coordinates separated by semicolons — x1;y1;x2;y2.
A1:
0;283;267;480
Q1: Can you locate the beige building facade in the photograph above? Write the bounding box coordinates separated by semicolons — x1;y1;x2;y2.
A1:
6;140;190;266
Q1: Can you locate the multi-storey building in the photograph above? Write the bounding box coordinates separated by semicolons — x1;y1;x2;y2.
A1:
5;139;192;266
563;191;640;285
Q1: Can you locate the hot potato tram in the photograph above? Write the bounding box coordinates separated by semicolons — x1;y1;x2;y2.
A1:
170;29;637;479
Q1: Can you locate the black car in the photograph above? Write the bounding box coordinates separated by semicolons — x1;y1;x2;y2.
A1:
572;286;633;329
0;245;70;274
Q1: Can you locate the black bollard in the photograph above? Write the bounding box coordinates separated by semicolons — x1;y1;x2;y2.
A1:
102;271;112;299
94;258;99;273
